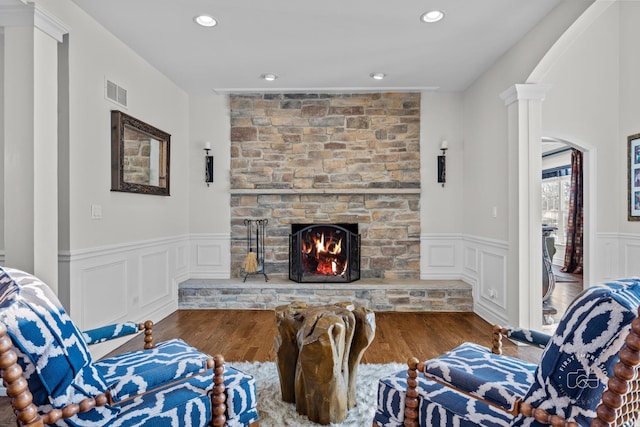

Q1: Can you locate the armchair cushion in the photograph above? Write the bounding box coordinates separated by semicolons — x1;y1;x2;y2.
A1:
423;342;536;410
0;267;119;425
110;366;258;427
95;338;213;402
374;369;514;427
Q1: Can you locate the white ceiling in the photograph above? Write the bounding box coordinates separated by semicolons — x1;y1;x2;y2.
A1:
70;0;562;94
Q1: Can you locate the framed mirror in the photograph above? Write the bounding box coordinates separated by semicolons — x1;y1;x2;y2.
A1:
111;110;170;196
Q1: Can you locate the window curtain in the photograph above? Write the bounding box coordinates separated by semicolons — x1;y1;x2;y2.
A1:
561;149;583;274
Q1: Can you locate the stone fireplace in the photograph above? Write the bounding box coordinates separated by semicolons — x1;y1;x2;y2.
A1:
289;223;360;283
229;92;421;280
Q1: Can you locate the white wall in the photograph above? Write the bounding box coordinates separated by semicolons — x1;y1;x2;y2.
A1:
448;1;592;326
187;94;233;278
188;94;231;234
0;32;4;263
537;2;640;282
619;1;640;237
30;0;191;351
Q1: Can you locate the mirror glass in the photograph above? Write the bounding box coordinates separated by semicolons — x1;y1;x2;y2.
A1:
111;111;170;196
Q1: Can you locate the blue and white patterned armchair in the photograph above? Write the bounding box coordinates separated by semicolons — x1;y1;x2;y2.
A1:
374;279;640;427
0;267;259;427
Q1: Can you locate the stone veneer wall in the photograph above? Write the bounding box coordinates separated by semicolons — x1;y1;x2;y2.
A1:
229;93;421;279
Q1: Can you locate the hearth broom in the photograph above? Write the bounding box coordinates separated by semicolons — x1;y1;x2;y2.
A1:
243;219;258;273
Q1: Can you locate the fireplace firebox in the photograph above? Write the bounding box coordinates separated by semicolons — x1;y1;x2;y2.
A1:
289;223;360;283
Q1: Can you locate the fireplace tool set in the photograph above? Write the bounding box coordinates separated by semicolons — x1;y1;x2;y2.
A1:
242;218;269;282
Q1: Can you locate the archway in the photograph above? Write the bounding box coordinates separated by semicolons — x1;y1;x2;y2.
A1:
537;136;594;327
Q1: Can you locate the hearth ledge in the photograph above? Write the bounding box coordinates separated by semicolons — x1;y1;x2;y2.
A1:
178;277;473;312
230;188;421;195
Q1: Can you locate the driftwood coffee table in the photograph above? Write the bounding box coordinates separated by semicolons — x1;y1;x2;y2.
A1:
274;301;376;425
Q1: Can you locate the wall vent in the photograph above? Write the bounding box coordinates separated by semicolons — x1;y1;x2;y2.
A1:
105;78;128;108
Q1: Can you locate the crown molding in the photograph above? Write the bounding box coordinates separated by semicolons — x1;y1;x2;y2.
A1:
0;2;69;43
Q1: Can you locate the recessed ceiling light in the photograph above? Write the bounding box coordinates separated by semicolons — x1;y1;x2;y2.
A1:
262;73;278;81
370;72;386;80
420;10;445;23
194;15;217;27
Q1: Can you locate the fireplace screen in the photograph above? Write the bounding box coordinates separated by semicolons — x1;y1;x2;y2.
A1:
289;223;360;283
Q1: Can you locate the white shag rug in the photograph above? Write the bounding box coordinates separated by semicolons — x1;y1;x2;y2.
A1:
229;361;406;427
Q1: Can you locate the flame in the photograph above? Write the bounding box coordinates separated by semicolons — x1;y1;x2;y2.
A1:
302;230;348;276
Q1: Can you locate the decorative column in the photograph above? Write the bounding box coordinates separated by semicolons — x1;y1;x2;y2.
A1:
1;1;69;292
500;83;551;331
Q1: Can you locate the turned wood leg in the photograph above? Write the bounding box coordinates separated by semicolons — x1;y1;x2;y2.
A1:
0;323;44;427
492;325;507;355
211;354;227;427
404;357;421;427
138;320;154;349
592;307;640;427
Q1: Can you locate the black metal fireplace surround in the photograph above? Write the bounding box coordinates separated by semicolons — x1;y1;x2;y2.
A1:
289;223;360;283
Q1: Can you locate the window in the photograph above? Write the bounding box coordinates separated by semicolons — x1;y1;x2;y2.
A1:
541;165;571;245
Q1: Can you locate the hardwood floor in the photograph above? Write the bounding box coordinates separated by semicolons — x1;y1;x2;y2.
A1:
0;310;544;424
106;309;543;364
547;265;583;322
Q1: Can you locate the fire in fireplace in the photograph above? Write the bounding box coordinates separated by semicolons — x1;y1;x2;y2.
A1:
289;224;360;283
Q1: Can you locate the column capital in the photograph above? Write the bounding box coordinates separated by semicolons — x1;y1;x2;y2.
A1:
0;1;69;42
500;83;552;106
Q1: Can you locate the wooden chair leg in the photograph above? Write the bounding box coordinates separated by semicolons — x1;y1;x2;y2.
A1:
211;354;227;427
404;357;422;427
138;320;154;349
0;323;44;427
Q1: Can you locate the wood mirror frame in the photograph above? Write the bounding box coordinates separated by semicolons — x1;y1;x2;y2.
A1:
111;110;171;196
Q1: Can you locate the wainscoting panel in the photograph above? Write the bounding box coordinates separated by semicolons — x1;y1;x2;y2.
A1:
60;236;187;359
479;251;507;310
189;233;230;279
594;233;619;282
592;233;640;282
621;233;640;277
81;261;128;330
420;233;509;326
464;246;478;273
140;249;171;310
420;234;463;279
461;235;509;326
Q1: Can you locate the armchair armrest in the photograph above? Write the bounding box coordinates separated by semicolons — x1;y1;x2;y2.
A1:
82;320;154;349
491;325;551;354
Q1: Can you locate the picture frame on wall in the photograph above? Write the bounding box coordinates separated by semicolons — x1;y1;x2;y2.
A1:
628;133;640;221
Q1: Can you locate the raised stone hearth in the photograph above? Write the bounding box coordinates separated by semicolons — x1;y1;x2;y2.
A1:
178;277;472;312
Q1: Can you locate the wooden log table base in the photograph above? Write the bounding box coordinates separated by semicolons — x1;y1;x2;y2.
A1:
274;301;376;425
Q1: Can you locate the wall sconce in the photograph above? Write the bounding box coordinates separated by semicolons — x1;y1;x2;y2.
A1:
204;142;214;186
437;140;448;187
